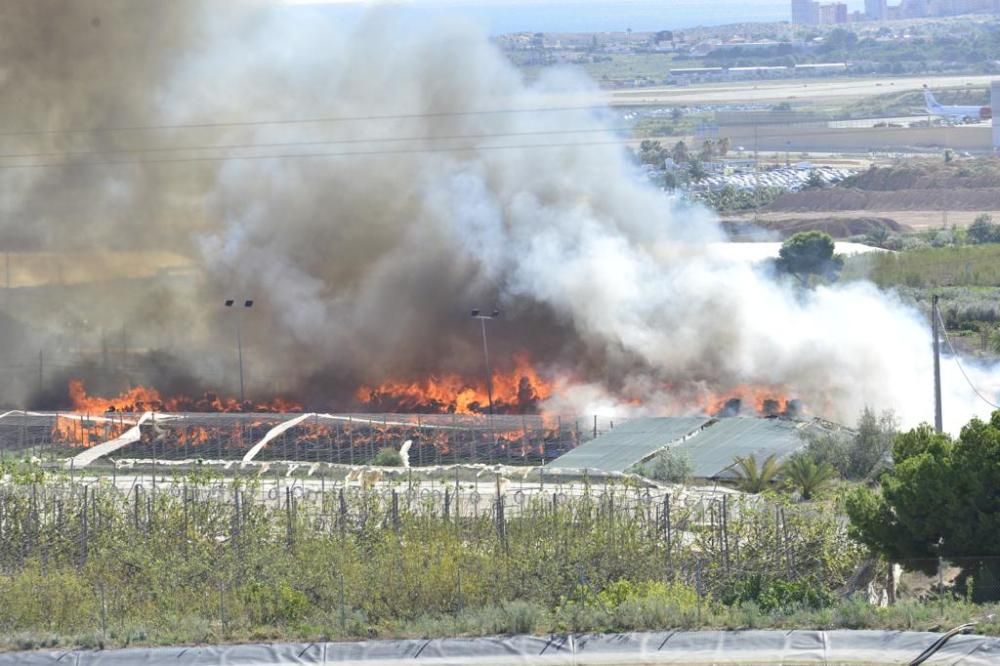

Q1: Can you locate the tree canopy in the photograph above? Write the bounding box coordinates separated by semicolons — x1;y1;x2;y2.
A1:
967;213;1000;244
846;412;1000;562
774;231;844;285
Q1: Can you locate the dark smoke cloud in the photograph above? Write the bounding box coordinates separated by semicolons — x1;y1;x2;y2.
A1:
1;2;996;430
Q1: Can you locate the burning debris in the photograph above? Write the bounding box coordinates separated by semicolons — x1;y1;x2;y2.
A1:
67;379;303;414
1;2;998;432
354;355;552;414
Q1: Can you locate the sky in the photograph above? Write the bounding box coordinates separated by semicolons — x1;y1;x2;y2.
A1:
283;0;867;33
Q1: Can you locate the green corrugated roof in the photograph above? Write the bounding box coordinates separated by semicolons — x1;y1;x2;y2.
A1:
672;417;810;478
546;416;816;477
545;416;711;472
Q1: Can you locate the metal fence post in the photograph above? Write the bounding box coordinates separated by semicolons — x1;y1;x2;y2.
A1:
938;555;945;616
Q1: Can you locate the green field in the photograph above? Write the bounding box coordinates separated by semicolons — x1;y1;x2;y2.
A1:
845;245;1000;289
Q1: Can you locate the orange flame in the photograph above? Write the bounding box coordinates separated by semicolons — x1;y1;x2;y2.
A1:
355;355;553;414
700;385;800;417
66;379;303;413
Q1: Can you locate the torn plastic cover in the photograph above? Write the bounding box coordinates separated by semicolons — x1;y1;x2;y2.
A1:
3;630;1000;665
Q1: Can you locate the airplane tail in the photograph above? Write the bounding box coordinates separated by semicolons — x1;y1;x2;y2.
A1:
923;86;941;111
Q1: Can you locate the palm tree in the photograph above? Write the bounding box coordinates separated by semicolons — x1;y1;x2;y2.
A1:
700;139;715;162
731;454;782;493
782;455;837;500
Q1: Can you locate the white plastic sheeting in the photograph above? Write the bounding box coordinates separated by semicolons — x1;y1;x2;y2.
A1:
3;630;1000;665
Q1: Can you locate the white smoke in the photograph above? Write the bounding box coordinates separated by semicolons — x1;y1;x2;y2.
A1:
183;8;1000;430
4;2;998;431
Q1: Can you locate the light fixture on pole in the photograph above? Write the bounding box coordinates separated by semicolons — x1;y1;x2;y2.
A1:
224;298;254;404
471;308;501;443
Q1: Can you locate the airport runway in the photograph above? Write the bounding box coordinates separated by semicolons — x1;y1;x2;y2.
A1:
606;74;997;106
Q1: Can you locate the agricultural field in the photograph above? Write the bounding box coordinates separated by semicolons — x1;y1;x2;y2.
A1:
2;460;997;652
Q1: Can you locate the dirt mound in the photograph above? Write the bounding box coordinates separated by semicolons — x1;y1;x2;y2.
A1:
841;161;1000;191
722;216;904;240
766;188;1000;212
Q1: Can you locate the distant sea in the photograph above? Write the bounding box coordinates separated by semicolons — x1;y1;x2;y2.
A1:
290;1;866;34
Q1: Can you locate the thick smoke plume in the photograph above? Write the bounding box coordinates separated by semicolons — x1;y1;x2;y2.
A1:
0;1;997;431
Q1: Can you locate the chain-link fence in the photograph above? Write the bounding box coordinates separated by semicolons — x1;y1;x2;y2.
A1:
0;411;626;466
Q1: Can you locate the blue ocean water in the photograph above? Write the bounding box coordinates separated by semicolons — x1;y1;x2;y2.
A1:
294;1;866;34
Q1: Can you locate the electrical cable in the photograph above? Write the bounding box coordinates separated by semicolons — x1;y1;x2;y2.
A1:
0;138;635;171
0;104;611;138
936;308;1000;409
0;126;631;162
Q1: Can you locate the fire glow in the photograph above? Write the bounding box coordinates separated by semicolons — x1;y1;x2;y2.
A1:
67;379;303;414
354;355;553;414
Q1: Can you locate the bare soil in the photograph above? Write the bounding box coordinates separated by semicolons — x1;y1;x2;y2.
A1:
721;215;907;239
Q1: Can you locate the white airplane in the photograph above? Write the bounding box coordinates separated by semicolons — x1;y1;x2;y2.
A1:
923;85;991;123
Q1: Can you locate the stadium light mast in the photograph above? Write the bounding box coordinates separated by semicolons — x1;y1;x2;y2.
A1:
225;298;254;404
471;308;501;443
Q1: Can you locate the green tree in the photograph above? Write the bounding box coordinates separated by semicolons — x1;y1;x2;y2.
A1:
717;136;731;157
662;171;680;191
782;454;836;500
699;139;715;162
805;170;825;189
846;413;1000;597
731;453;782;493
670;107;683;123
990;326;1000;354
821;28;858;53
687;159;707;182
671;140;688;163
967;213;1000;244
807;408;898;481
654;30;674;45
864;225;890;248
774;230;844;286
638;140;666;166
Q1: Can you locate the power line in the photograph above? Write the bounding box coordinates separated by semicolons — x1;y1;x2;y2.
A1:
935;307;1000;410
0;126;630;163
0;138;636;171
0;104;611;138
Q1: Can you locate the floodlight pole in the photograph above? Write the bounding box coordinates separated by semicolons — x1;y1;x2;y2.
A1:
471;308;500;444
225;299;254;404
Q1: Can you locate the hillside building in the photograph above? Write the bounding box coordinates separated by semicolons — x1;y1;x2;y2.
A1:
792;0;848;24
865;0;888;19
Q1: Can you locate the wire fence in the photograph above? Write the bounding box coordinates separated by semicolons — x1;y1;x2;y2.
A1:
0;412;625;466
0;472;849;603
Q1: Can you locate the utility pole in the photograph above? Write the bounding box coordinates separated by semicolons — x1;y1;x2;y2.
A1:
471;308;501;445
932;295;943;434
753;122;760;223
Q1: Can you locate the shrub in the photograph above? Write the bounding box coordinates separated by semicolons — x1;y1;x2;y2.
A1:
371;447;403;467
721;574;833;613
631;448;692;484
